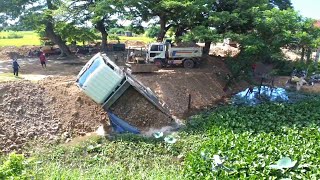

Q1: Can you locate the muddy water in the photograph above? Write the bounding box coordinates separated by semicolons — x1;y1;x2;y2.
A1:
232;86;309;106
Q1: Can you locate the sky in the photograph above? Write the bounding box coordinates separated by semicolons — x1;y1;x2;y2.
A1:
291;0;320;19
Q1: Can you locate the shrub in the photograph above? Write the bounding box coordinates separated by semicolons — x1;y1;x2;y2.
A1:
7;33;23;39
0;153;25;178
108;34;120;41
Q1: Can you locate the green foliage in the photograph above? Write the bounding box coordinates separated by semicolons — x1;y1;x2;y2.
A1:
184;97;320;179
108;34;120;41
0;33;24;39
145;26;160;38
183;26;221;43
55;23;99;43
109;28;125;35
0;152;33;179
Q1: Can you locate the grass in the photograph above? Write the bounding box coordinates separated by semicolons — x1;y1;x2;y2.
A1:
0;73;23;82
1;95;320;179
119;36;154;44
0;31;41;47
0;31;154;47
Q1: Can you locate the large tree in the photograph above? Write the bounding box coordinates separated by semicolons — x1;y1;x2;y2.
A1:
65;0;123;52
0;0;74;57
126;0;192;42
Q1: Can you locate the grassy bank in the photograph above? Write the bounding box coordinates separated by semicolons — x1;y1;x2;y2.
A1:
1;96;320;179
0;31;41;46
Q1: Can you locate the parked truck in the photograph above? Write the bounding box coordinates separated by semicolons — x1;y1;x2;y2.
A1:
146;42;202;68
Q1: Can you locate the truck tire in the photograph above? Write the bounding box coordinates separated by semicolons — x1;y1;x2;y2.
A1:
154;59;164;68
183;59;195;68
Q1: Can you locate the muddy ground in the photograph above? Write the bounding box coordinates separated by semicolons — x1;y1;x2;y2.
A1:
0;43;287;153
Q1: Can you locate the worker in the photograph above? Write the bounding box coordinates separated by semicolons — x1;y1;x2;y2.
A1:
129;50;136;62
39;52;47;68
12;56;20;77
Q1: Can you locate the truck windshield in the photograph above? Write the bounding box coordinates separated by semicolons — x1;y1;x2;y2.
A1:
150;45;163;51
77;56;104;87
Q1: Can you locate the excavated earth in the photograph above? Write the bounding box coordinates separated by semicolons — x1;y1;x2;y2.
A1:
109;86;174;131
0;50;248;153
0;76;107;153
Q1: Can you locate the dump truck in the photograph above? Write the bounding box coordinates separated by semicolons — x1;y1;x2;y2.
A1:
76;53;174;133
147;42;202;68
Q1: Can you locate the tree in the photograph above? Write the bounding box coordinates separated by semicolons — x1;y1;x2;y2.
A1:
67;0;123;52
0;0;74;57
126;0;191;42
145;26;160;38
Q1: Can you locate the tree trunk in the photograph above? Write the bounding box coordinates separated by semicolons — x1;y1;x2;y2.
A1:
95;19;107;52
157;16;167;42
175;26;185;43
203;40;211;55
46;0;73;57
306;47;312;64
300;47;305;62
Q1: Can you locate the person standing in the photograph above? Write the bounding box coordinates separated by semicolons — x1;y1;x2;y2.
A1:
12;57;20;77
39;52;47;68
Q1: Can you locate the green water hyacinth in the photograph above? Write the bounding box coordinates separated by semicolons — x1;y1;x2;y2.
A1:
153;132;164;138
164;135;177;144
269;157;297;170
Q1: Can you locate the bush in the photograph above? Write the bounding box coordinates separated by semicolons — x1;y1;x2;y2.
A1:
0;153;26;178
7;33;23;39
145;26;160;38
108;34;120;41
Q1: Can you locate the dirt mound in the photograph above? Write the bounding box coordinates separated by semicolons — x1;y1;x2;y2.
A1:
0;76;106;153
0;46;39;60
210;44;240;57
124;40;146;47
175;42;199;47
133;56;247;118
109;86;174;131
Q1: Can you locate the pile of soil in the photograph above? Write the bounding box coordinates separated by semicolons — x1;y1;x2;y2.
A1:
175;42;199;47
0;76;106;153
210;44;240;57
133;55;247;118
124;40;146;47
0;46;39;60
109;86;174;131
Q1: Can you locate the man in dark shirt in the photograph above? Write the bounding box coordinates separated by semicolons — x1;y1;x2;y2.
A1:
12;58;20;76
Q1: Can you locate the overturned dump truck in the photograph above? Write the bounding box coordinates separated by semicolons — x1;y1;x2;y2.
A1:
76;53;176;134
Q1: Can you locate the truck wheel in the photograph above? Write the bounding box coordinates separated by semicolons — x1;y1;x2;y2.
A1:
183;59;195;68
154;59;164;68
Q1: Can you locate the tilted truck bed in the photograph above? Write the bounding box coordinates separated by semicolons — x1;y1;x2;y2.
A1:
76;53;171;119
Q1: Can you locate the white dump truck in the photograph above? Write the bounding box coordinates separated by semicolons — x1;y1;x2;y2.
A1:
146;42;202;68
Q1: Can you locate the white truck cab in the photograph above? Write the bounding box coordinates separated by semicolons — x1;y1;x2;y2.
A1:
146;42;202;68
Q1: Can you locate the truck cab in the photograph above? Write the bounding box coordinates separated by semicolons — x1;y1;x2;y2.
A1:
146;42;202;68
146;43;166;63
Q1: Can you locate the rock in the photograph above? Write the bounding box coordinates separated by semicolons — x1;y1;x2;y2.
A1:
65;138;72;143
78;132;86;136
27;132;35;139
9;144;18;150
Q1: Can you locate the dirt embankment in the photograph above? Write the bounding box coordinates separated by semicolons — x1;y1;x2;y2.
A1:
133;55;247;118
0;76;106;153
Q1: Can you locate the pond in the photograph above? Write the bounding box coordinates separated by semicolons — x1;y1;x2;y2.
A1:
232;86;309;106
